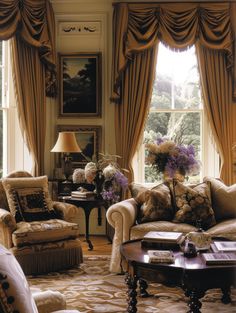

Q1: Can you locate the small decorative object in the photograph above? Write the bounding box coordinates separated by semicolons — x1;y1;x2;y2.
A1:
183;241;197;258
186;220;212;251
84;153;129;202
145;137;200;181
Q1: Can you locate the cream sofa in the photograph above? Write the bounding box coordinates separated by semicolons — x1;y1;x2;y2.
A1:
106;177;236;273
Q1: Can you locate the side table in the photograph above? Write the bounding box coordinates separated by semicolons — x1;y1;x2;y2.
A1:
61;196;109;251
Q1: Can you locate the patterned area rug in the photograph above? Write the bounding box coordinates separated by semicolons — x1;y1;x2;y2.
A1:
28;256;236;313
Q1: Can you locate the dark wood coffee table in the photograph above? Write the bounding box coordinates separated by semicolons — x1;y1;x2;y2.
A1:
120;239;236;313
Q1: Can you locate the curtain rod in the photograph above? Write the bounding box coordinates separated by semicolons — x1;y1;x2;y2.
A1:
112;1;234;5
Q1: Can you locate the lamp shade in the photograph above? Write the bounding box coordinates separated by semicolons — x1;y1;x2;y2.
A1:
51;132;81;153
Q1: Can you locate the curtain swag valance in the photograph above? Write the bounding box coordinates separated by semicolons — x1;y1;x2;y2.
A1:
0;0;56;97
112;2;236;103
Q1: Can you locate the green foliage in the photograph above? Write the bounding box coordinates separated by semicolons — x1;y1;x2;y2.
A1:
144;72;201;183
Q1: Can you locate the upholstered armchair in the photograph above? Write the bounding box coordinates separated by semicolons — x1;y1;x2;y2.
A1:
0;244;80;313
0;171;83;275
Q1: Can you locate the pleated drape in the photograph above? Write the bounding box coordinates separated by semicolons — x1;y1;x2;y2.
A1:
0;0;56;175
11;37;46;176
196;45;234;183
115;46;158;183
112;2;236;185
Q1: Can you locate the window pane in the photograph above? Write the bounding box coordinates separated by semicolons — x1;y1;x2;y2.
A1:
0;110;2;178
150;44;201;110
0;41;2;108
144;111;201;184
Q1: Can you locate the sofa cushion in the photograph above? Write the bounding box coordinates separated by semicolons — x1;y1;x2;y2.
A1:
172;181;216;229
12;219;80;247
2;176;56;223
135;183;174;223
131;220;197;240
203;176;236;221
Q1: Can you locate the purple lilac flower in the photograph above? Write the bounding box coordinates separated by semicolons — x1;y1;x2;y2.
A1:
165;144;199;177
114;171;128;190
156;138;164;145
101;188;120;202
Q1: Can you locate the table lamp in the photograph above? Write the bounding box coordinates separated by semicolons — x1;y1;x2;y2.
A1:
51;132;81;182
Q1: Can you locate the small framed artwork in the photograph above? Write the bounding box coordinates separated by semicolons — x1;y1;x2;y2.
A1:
59;52;102;117
57;125;102;167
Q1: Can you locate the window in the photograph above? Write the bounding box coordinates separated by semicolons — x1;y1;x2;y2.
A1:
0;40;32;177
133;43;219;184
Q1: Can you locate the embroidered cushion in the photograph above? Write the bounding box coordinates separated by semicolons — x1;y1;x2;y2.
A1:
2;176;56;223
172;181;216;229
129;182;148;198
135;183;174;224
203;176;236;221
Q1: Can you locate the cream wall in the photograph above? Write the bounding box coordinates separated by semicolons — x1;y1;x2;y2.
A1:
45;0;114;235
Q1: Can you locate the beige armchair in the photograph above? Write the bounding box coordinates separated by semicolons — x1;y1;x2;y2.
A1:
0;244;80;313
0;171;83;275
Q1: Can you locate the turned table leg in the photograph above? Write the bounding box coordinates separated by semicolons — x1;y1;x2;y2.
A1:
125;273;138;313
184;288;205;313
139;278;150;298
221;286;231;304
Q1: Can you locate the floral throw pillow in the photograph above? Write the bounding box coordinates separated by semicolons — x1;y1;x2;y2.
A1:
135;183;174;224
172;181;216;229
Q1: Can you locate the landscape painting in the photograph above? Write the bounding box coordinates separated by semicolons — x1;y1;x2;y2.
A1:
59;53;101;117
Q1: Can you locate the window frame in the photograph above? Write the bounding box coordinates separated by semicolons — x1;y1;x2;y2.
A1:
132;45;219;184
1;40;32;177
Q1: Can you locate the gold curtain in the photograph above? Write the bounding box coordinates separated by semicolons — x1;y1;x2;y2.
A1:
112;2;235;185
0;0;56;175
115;46;158;183
11;37;46;176
196;45;235;183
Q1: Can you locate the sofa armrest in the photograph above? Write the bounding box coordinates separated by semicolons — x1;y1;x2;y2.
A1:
106;198;138;273
53;201;79;223
0;208;16;248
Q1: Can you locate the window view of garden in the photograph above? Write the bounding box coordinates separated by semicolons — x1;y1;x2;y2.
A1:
144;43;202;184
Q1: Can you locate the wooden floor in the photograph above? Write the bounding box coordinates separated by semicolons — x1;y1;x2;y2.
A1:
80;235;112;255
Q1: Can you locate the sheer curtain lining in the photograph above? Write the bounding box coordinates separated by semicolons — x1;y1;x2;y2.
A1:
112;2;236;186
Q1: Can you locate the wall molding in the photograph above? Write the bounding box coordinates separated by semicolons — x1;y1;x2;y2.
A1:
59;21;101;35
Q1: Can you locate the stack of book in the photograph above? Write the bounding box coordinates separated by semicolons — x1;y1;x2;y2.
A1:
210;241;236;253
148;250;175;264
141;231;184;250
202;252;236;265
71;190;95;199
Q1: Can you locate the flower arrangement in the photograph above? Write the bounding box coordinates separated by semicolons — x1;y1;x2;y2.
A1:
73;154;128;203
145;138;200;179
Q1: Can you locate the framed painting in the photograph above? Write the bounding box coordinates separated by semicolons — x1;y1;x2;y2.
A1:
57;125;102;168
59;52;102;117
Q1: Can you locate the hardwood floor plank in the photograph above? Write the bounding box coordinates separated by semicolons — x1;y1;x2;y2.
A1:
80;235;112;255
